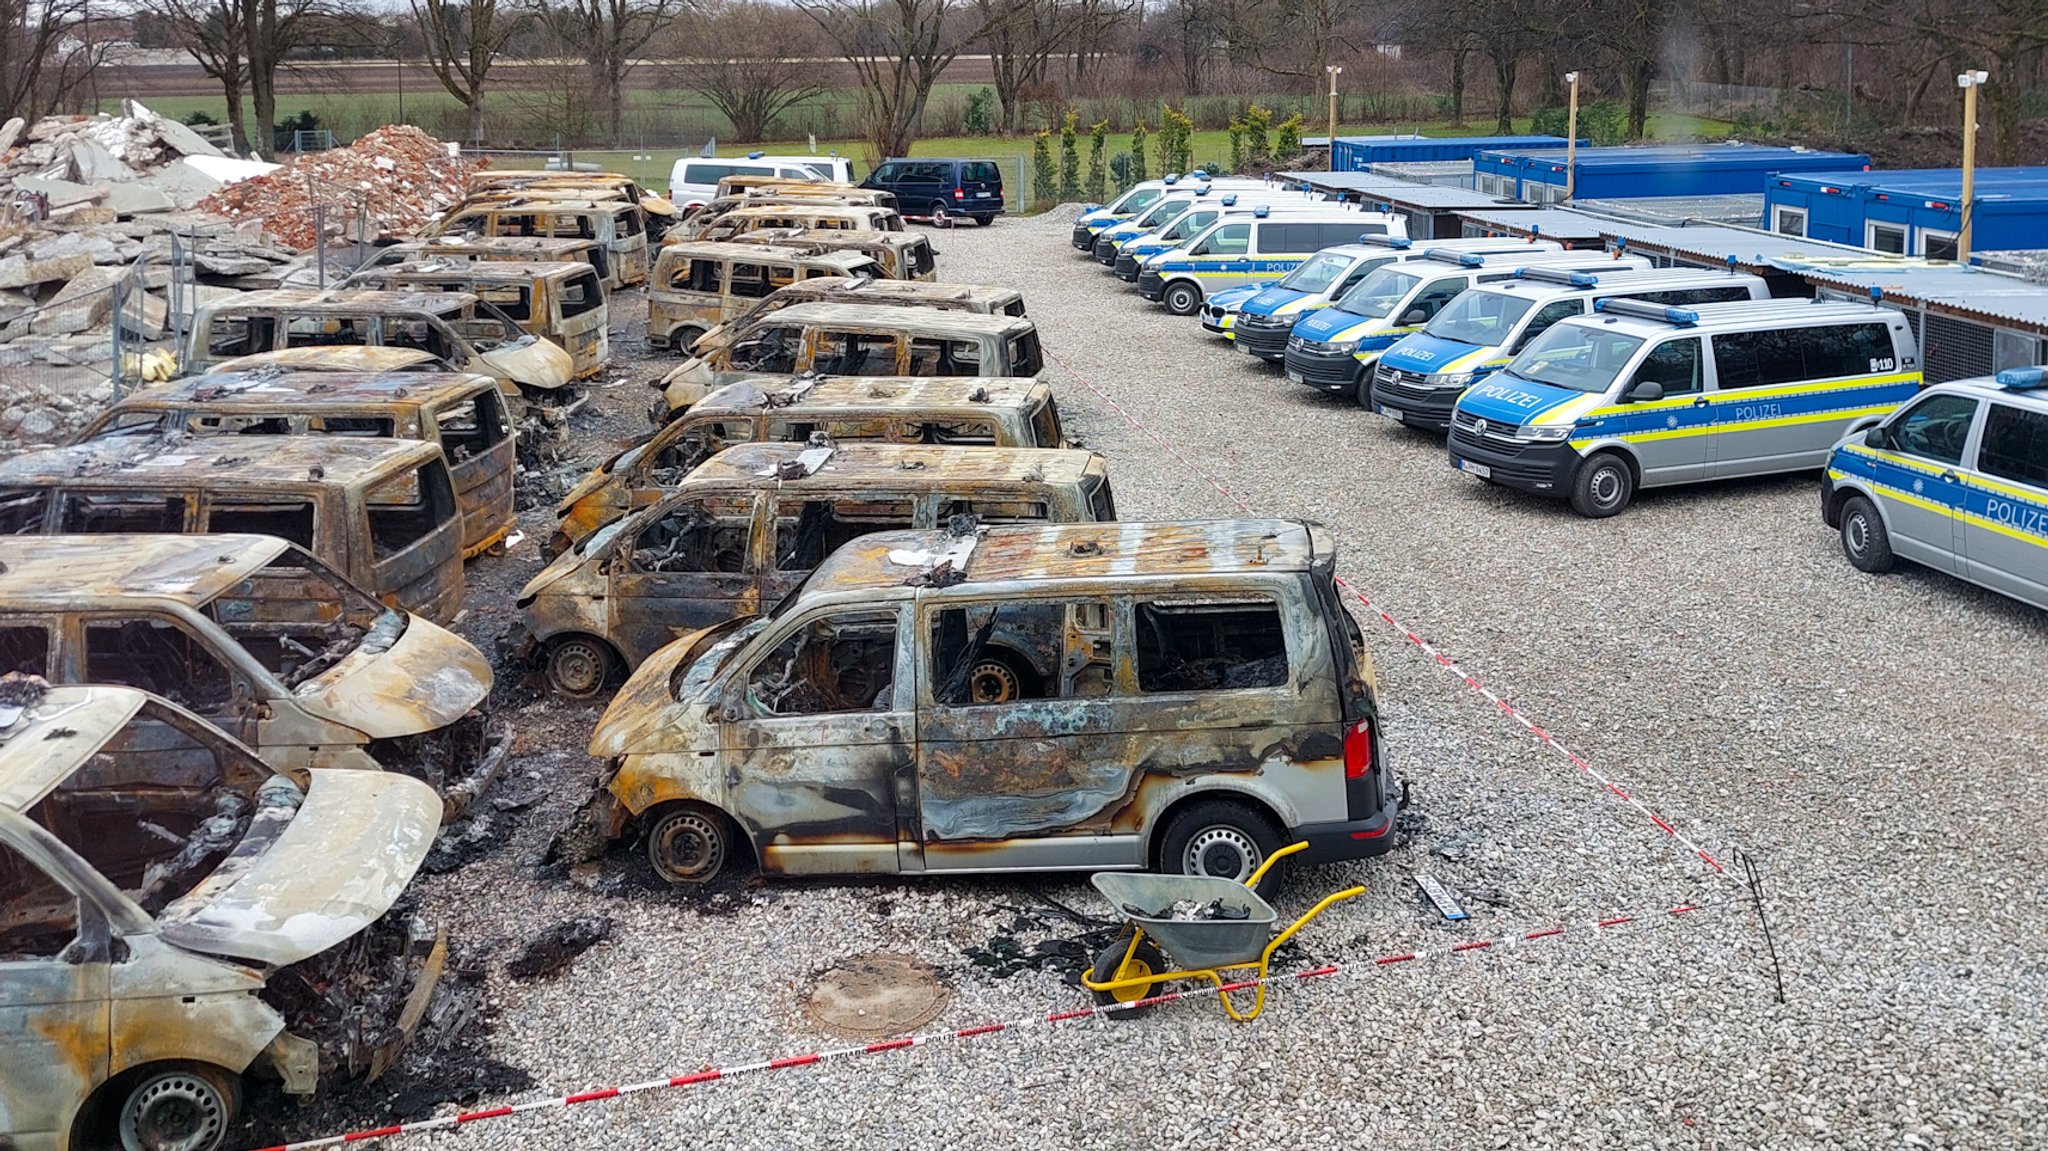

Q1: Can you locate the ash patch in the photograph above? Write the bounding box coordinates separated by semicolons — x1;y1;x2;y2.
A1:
506;915;614;980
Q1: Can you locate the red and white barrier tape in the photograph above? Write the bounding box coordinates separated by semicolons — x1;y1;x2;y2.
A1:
246;899;1732;1150
1044;348;1733;881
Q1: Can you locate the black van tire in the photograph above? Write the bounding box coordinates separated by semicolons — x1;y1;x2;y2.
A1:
1355;372;1376;409
972;214;995;226
1568;452;1636;518
545;636;616;699
1839;495;1897;574
672;326;707;356
1157;799;1285;889
1161;282;1203;316
645;803;734;884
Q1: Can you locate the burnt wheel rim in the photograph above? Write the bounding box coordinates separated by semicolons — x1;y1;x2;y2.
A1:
649;810;726;883
1183;826;1261;882
548;639;609;698
120;1071;226;1151
967;660;1022;703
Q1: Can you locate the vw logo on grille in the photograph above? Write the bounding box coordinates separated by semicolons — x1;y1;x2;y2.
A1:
1474;419;1488;436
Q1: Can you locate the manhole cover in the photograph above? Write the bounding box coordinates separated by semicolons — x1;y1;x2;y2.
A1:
805;952;951;1037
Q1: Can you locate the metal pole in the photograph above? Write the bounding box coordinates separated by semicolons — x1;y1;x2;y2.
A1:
1958;70;1986;262
1564;72;1580;203
1326;66;1342;167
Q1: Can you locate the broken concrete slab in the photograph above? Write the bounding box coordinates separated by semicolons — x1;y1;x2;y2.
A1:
14;175;106;209
128;100;228;159
0;253;89;290
194;252;275;277
29;265;118;334
0;117;22;152
102;182;175;217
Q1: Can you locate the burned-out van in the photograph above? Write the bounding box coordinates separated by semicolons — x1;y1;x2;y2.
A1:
363;234;614;289
0;535;498;798
733;228;937;282
648;241;882;352
512;442;1114;697
0;436;467;622
564;519;1399;887
656;303;1044;417
693;277;1026;358
674;203;904;243
77;370;516;558
551;374;1069;556
429;195;650;287
0;682;445;1151
345;260;610;379
183;290;579;425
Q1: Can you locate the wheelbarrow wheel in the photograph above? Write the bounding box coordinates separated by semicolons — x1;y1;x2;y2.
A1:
1088;932;1167;1020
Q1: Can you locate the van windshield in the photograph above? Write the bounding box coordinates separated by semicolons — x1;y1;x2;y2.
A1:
1159;212;1213;242
1336;267;1427;319
1133;199;1192;228
1424;290;1534;346
1504;324;1647;394
200;547;401;689
1279;252;1354;294
1109;187;1161;214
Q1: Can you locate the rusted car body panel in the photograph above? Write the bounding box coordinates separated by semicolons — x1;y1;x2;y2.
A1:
515;442;1114;675
368;235;614;289
732;228;937;282
428;196;648;288
466;171;678;221
0;535;492;795
577;520;1398;881
694;278;1027;356
76;370;518;559
657;302;1045;416
647;242;880;351
0;437;468;622
345;260;611;381
0;683;442;1149
182;289;579;428
691;190;898;228
552;375;1072;555
713;175;887;206
673;204;904;244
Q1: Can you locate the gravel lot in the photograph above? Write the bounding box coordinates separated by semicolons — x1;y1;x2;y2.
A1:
244;210;2046;1150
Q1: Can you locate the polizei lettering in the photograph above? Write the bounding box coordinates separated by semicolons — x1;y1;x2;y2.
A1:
1470;383;1549;408
1985;496;2048;540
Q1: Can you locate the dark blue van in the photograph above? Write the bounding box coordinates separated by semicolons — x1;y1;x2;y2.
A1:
862;158;1004;225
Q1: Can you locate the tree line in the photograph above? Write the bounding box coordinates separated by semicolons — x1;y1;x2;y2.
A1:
3;0;2041;163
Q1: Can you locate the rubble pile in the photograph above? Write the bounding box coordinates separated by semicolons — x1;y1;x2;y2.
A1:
200;126;482;250
0;99;249;219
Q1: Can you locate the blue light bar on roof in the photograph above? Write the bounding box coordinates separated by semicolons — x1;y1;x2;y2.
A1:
1422;249;1486;266
1362;235;1412;248
747;151;764;159
1595;298;1700;326
1221;195;1237;206
1996;366;2048;390
1254;206;1270;217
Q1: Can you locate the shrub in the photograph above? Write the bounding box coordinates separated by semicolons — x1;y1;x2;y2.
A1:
1058;110;1081;200
964;87;997;137
1276;112;1303;159
1129;120;1148;183
1243;104;1272;163
1086;119;1109;202
1032;130;1058;208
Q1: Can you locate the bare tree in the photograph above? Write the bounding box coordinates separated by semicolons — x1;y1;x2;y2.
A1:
3;0;117;126
539;0;684;146
974;0;1076;134
671;0;828;143
413;0;524;143
241;0;320;156
800;0;987;162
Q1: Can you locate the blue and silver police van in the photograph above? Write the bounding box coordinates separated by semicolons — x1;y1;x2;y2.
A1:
1823;365;2047;610
1281;248;1650;400
1369;266;1770;433
1232;237;1564;364
1069;173;1245;250
1447;298;1920;517
1136;208;1404;316
1088;182;1270;264
1124;200;1343;286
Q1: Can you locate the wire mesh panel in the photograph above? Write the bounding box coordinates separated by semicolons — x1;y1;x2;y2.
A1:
1922;313;1996;384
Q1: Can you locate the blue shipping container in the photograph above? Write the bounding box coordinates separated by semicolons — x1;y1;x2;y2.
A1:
1763;167;2048;257
1330;134;1576;172
1474;144;1870;202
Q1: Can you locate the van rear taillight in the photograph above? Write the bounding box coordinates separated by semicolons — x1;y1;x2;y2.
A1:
955;187;966;199
1343;718;1374;778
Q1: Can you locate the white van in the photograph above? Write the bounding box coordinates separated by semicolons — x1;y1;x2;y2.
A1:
670;155;828;214
762;154;853;183
1136;208;1406;315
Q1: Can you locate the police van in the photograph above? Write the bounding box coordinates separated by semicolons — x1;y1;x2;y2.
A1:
1090;185;1256;264
1068;175;1261;250
1370;266;1770;432
1447;298;1921;517
1136;207;1406;316
1117;199;1331;283
1230;237;1569;362
1281;248;1652;398
1822;366;2048;610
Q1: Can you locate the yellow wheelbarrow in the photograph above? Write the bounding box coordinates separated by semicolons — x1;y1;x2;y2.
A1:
1079;843;1364;1022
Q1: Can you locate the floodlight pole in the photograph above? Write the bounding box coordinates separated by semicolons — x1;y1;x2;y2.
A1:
1564;72;1581;203
1957;70;1988;262
1327;66;1343;167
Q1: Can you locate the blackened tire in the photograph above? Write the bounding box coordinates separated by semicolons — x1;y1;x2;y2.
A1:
1568;452;1636;518
1839;494;1897;574
672;326;707;356
645;804;734;885
545;636;615;699
1162;281;1203;316
1088;931;1168;1019
1157;799;1285;889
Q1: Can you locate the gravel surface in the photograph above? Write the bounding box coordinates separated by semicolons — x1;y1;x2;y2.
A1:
240;210;2046;1150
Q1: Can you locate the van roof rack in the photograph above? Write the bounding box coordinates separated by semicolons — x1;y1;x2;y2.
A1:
1517;266;1600;287
1594;298;1700;325
1422;249;1487;267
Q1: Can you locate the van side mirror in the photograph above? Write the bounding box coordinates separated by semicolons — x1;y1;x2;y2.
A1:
1400;308;1428;325
1626;380;1664;403
1863;425;1889;449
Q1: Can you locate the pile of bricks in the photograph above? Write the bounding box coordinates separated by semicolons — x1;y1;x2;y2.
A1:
199;126;483;251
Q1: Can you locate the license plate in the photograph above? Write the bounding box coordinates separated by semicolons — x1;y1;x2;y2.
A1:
1380;406;1403;421
1459;459;1491;479
976;191;993;197
1285;369;1304;384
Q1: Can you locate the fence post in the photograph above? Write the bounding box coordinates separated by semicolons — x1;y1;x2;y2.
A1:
315;203;327;288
